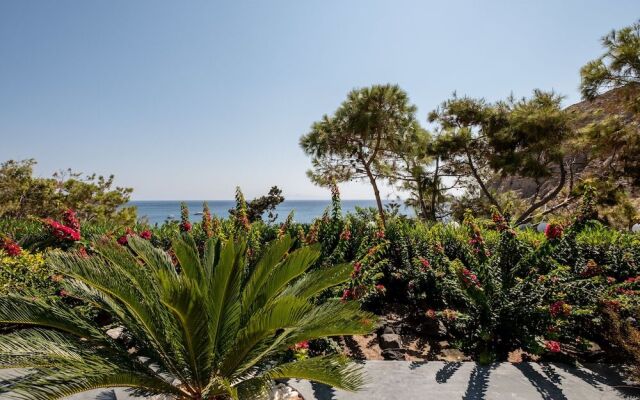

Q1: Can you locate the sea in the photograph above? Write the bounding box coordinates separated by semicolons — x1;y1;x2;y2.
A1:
129;200;411;225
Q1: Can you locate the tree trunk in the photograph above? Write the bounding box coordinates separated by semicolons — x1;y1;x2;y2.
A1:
430;157;440;221
365;166;386;226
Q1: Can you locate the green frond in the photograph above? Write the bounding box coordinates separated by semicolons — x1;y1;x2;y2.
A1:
172;234;203;282
242;235;293;312
0;296;100;340
208;239;243;362
266;355;365;392
9;371;186;400
285;262;353;299
221;296;311;377
251;245;320;312
288;300;377;344
158;268;210;387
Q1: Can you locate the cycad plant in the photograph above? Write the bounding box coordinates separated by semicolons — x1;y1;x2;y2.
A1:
0;234;376;399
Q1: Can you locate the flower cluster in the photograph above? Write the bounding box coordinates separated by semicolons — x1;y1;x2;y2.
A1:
202;202;213;238
549;300;572;318
492;210;508;232
339;227;351;241
180;202;192;232
460;268;481;289
117;228;152;246
544;223;563;241
580;259;602;278
351;261;362;278
44;219;81;242
418;257;431;271
1;237;22;257
62;209;80;233
545;340;561;353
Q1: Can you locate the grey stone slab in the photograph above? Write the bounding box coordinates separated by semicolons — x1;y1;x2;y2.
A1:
1;362;638;399
287;361;640;400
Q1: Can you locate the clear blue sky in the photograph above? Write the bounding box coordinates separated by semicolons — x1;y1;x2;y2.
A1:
1;1;637;200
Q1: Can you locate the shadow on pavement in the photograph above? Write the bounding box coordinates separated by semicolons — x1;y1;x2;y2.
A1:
514;362;567;400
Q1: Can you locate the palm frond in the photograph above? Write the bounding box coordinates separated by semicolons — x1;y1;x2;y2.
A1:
265;355;365;392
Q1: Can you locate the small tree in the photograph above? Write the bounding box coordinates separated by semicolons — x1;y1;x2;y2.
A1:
300;84;419;225
429;91;574;224
580;20;640;104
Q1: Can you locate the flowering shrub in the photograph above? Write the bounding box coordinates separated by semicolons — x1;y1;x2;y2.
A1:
179;202;192;232
1;237;21;257
0;249;56;296
44;219;80;242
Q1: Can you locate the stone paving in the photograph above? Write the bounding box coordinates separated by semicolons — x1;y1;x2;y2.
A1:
2;362;639;399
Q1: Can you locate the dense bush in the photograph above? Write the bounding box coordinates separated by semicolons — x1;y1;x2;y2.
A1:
1;189;638;368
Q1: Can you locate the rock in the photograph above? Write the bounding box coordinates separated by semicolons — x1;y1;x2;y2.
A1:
382;349;405;360
383;325;395;335
106;326;124;339
379;333;402;349
270;383;302;400
422;319;448;338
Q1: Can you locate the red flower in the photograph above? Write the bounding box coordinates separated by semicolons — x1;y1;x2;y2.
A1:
62;209;80;233
426;309;436;319
44;219;80;242
545;340;561;353
544;223;563;240
341;289;352;302
294;340;309;350
607;276;616;284
180;221;192;233
419;257;431;271
1;238;22;257
139;230;152;240
549;301;571;318
460;268;481;288
117;235;129;246
375;230;385;239
340;229;351;241
375;284;386;292
78;246;89;258
353;262;362;274
626;277;637;283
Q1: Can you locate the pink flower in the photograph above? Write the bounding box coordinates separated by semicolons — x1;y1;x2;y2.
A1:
426;309;436;319
375;284;386;292
545;340;561;353
375;230;385;239
139;230;152;240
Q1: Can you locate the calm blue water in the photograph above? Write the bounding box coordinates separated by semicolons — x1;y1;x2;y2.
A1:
129;200;409;225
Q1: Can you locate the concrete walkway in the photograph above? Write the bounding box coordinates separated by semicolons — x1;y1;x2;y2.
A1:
2;362;639;399
289;361;640;400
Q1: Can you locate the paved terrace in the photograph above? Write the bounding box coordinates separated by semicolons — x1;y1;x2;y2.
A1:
2;362;639;399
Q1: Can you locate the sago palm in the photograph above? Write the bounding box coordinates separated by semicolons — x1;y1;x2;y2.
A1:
0;234;376;399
